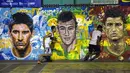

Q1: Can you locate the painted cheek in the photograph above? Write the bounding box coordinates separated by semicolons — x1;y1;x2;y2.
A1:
106;30;110;36
119;26;123;30
12;34;18;41
70;30;74;35
59;30;65;34
106;26;110;29
24;34;31;42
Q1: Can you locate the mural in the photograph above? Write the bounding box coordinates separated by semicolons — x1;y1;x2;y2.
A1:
119;0;130;6
0;6;130;61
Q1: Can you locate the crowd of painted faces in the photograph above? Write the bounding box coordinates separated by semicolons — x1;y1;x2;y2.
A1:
9;7;130;62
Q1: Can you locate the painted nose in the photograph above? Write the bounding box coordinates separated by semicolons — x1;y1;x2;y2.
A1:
111;25;116;32
65;28;69;36
18;33;23;41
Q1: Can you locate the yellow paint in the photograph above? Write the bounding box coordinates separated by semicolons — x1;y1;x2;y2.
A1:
51;40;82;60
17;9;28;13
0;38;12;49
125;38;130;45
122;0;130;2
47;18;57;26
126;24;130;31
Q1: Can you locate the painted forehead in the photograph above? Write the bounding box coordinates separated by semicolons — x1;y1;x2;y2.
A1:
12;24;30;30
106;17;123;23
58;19;75;25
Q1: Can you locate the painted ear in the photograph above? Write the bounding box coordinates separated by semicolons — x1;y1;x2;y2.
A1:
31;30;34;37
102;24;106;32
56;26;59;34
124;23;127;31
8;29;11;37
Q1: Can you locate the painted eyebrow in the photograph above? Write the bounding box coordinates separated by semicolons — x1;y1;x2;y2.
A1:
68;26;74;28
22;31;30;34
59;25;74;27
12;29;30;32
59;26;65;29
12;30;19;32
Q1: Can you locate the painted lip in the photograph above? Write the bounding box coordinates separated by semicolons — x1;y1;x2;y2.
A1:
17;45;25;46
111;33;118;37
16;42;25;46
64;37;70;41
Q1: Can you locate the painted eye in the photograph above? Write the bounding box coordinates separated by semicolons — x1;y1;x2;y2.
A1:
115;23;122;26
12;30;19;34
107;23;113;26
59;26;65;30
68;26;74;30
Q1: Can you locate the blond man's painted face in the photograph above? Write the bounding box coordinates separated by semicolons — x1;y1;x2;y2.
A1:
58;19;76;45
105;17;124;41
10;24;32;51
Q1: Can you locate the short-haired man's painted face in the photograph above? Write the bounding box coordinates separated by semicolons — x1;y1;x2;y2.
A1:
10;24;32;50
105;17;124;41
58;19;76;45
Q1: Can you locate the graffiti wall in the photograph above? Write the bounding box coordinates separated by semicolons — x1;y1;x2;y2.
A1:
0;6;130;61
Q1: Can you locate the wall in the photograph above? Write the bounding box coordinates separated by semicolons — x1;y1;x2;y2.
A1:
0;6;130;60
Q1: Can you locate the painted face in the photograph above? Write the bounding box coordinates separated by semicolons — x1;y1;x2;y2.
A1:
10;24;32;51
105;17;124;41
58;19;76;45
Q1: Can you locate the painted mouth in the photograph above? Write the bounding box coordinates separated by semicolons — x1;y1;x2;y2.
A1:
64;37;70;41
111;33;118;37
16;42;25;46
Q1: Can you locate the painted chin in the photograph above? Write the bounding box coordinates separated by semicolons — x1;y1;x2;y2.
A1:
63;41;72;45
62;38;72;45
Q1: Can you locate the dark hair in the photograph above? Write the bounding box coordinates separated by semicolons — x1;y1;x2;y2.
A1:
97;25;102;29
51;26;56;31
57;11;77;28
103;8;126;24
9;12;33;33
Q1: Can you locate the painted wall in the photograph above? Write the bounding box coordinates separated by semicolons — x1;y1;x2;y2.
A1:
0;6;130;60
